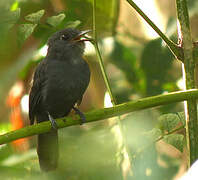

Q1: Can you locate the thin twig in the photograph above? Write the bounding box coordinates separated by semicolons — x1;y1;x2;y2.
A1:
92;0;116;105
92;0;132;174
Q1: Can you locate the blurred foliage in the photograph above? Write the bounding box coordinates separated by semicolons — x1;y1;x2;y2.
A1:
110;40;146;103
0;0;197;179
140;38;174;96
121;111;180;180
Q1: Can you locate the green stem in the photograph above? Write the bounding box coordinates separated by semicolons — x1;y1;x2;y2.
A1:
125;0;183;60
176;0;198;166
156;125;185;142
92;0;116;105
92;2;133;176
1;89;198;145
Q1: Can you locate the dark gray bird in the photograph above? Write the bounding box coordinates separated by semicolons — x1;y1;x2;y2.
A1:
29;28;91;171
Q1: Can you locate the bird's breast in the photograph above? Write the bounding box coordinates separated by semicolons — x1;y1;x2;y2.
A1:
41;58;90;118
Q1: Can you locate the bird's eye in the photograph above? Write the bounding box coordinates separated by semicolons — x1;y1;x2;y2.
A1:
60;35;68;41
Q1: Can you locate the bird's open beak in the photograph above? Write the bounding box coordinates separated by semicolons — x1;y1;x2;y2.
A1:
73;30;93;42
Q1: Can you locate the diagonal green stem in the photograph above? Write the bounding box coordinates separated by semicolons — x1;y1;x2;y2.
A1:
126;0;183;60
92;0;116;105
92;1;132;174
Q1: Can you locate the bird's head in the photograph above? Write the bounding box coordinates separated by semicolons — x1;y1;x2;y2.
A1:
47;28;92;56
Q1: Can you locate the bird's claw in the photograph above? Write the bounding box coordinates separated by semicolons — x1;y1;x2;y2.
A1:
72;107;86;125
48;112;58;130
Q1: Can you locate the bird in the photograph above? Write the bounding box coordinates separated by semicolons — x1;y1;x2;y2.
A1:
29;28;91;171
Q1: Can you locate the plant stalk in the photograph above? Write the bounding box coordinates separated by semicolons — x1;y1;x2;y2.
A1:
176;0;198;166
92;0;116;105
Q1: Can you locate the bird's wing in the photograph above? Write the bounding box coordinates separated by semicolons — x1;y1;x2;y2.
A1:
29;61;46;125
75;61;90;107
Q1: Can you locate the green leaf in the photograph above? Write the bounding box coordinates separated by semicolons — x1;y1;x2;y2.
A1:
65;20;81;28
46;13;66;27
18;24;37;45
163;134;184;152
25;9;45;23
144;128;162;141
159;113;181;132
0;8;20;32
140;38;174;96
176;112;186;126
110;40;145;102
61;0;119;36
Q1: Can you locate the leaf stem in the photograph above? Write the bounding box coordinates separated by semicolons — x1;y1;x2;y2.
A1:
156;125;185;142
134;125;185;157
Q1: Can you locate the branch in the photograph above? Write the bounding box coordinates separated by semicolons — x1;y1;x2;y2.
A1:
125;0;183;60
176;0;198;165
1;89;198;145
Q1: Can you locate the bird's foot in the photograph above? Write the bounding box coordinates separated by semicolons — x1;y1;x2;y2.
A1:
47;112;58;130
72;107;86;125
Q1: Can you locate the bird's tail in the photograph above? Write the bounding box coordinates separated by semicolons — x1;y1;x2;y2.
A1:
37;130;59;171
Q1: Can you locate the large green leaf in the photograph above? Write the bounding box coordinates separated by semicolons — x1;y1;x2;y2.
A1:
110;40;145;102
111;40;138;84
140;38;174;96
159;113;181;132
18;24;37;45
65;0;120;36
46;13;66;27
25;9;45;23
176;112;185;126
0;8;20;36
163;134;184;152
144;128;162;141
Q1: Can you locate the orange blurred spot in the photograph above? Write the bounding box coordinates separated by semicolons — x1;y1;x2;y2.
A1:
10;107;23;130
10;107;29;152
6;81;24;107
6;81;29;152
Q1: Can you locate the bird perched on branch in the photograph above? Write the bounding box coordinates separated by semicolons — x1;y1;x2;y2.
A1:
29;28;91;171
